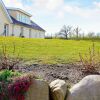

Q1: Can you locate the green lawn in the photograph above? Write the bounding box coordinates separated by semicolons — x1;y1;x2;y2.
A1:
0;37;100;64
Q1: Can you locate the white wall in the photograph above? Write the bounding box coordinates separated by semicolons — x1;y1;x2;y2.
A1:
13;25;21;37
12;24;45;38
23;27;29;38
0;4;12;36
31;29;45;38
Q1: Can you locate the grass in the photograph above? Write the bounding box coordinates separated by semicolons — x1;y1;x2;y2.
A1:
0;36;100;64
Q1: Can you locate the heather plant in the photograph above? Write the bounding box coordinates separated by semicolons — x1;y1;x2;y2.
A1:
79;43;100;74
8;76;32;100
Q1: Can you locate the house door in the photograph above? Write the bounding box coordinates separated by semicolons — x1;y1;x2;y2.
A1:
4;24;9;36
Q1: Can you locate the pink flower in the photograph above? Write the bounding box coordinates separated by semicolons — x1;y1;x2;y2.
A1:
14;85;20;93
8;76;32;100
17;95;24;100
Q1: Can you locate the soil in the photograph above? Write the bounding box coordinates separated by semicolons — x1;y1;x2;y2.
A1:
19;63;100;86
19;63;80;85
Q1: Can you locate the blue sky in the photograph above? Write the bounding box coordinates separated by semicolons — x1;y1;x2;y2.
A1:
3;0;100;34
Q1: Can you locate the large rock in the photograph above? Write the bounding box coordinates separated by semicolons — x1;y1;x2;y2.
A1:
67;75;100;100
49;79;68;100
25;79;49;100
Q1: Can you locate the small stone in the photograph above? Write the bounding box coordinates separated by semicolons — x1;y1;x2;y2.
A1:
50;79;68;100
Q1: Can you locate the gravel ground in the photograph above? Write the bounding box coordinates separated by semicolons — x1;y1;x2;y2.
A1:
18;63;100;85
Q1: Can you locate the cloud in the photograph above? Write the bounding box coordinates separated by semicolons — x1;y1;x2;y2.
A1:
33;0;64;11
59;2;100;19
3;0;98;19
3;0;23;9
3;0;100;19
93;1;100;8
57;11;65;18
63;5;92;18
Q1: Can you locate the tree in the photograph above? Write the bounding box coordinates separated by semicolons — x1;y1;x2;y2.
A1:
87;32;95;38
58;25;72;39
82;32;85;39
74;26;81;39
96;32;100;37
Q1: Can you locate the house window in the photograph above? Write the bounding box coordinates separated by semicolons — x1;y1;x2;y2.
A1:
17;12;30;24
20;14;22;22
4;24;9;36
17;12;20;21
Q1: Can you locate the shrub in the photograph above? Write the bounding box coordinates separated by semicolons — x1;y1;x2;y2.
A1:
79;43;100;74
0;43;24;70
0;70;21;82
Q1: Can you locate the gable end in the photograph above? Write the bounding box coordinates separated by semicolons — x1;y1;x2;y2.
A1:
0;0;12;23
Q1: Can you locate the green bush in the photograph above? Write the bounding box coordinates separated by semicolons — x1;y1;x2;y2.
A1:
0;70;21;82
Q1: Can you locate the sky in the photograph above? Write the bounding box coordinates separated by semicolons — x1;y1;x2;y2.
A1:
2;0;100;35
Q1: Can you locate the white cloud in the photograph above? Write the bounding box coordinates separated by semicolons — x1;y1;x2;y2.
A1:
60;3;100;19
93;1;100;8
3;0;100;19
46;0;64;11
3;0;23;9
33;0;64;11
57;11;65;19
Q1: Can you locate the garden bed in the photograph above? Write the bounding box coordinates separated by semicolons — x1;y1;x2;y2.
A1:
20;63;100;85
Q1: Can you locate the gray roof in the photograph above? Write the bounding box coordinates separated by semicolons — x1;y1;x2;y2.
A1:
11;16;45;32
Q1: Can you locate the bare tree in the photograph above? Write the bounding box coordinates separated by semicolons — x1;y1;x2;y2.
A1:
82;32;85;39
58;25;72;39
87;32;95;38
96;32;100;38
74;26;81;39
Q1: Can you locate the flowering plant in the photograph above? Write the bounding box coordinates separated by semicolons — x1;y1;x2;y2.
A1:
0;70;32;100
0;70;21;100
8;76;32;100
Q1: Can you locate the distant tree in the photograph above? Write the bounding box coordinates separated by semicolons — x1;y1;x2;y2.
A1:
74;26;81;39
58;25;72;39
69;29;74;38
96;32;100;37
45;33;53;39
81;32;85;39
55;33;59;38
87;32;95;38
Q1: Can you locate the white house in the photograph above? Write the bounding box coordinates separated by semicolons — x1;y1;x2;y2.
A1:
0;0;45;38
